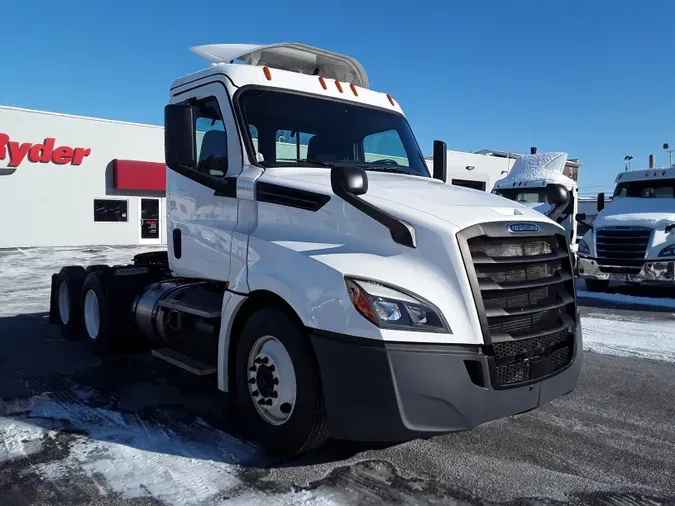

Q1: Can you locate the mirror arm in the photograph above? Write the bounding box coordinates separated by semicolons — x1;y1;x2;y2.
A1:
331;168;416;248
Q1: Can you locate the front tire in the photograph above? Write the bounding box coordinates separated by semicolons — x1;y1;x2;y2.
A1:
234;307;329;455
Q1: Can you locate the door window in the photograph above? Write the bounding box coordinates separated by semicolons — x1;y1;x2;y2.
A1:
193;96;228;178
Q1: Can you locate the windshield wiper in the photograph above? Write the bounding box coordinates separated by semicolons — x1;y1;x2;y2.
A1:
365;166;409;174
265;159;336;168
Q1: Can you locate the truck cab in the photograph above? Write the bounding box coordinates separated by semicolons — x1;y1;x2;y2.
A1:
48;43;582;455
492;152;579;245
576;166;675;292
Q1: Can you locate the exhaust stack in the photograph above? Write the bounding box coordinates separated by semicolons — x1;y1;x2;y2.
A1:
649;154;655;168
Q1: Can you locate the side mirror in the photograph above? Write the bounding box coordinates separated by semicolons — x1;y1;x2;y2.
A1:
432;140;447;182
575;212;587;223
597;192;605;212
331;166;368;196
165;104;196;170
545;183;570;222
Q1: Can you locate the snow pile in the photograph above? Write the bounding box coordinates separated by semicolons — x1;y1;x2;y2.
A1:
498;152;570;184
582;316;675;362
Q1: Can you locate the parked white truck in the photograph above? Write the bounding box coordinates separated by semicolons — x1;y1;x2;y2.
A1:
48;43;582;455
492;152;579;245
576;166;675;292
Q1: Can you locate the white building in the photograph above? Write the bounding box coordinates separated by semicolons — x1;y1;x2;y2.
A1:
0;106;168;249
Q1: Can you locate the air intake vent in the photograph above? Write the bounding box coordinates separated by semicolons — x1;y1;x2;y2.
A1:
457;222;578;389
595;227;651;272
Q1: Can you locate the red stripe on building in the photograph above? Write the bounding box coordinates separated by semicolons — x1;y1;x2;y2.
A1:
112;159;166;192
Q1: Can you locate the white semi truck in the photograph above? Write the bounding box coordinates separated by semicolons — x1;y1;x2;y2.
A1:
576;165;675;292
492;152;579;246
48;43;582;455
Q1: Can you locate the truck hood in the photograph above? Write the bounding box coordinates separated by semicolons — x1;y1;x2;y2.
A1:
595;198;675;229
264;168;556;229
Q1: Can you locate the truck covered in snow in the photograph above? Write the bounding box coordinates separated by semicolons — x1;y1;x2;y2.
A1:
576;166;675;291
47;42;583;455
492;152;579;245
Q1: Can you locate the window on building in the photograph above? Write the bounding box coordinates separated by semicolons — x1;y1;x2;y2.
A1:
94;199;128;222
194;96;228;178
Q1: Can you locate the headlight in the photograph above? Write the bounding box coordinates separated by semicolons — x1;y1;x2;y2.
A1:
345;278;450;333
658;244;675;258
578;239;590;256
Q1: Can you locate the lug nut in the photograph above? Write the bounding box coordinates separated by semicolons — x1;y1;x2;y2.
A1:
261;357;269;364
249;365;256;372
251;390;259;397
273;378;279;385
248;378;256;384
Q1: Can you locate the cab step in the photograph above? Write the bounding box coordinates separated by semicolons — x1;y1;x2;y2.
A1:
151;347;217;376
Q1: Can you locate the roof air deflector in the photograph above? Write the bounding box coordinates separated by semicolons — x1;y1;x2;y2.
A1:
190;43;369;88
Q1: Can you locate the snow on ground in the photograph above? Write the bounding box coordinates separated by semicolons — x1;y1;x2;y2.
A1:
0;245;163;317
581;314;675;363
0;388;347;505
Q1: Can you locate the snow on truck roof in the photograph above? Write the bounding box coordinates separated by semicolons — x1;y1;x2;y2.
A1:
190;43;369;88
614;165;675;183
493;152;576;189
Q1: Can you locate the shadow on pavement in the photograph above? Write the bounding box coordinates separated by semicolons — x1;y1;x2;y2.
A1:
0;311;388;471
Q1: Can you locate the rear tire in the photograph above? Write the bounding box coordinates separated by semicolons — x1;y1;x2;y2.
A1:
234;307;329;455
80;271;123;356
54;266;87;340
584;279;610;292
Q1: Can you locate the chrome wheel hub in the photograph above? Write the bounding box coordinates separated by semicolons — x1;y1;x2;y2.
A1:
247;335;296;425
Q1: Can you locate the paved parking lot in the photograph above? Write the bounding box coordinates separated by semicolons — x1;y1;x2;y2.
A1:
1;246;674;505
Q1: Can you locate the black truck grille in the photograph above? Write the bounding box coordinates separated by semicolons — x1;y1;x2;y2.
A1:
595;227;651;270
457;223;578;389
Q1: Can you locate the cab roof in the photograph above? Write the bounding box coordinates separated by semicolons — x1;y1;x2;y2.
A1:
614;165;675;184
190;43;369;88
493;152;577;190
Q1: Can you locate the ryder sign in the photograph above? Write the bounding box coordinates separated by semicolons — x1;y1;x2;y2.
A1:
0;132;91;176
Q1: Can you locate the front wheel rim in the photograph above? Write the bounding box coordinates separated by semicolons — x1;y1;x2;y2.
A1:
247;335;297;425
83;290;100;340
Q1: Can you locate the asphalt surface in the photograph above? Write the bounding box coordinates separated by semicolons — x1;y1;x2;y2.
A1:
1;246;674;505
1;308;674;505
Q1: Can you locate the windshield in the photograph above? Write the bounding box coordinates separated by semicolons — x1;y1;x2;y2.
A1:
236;88;430;177
494;188;548;205
494;186;575;217
613;178;675;198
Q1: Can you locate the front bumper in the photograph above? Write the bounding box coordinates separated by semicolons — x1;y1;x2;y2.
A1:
577;256;675;284
309;328;583;442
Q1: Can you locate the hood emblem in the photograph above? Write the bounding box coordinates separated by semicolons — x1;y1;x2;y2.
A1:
508;222;541;233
